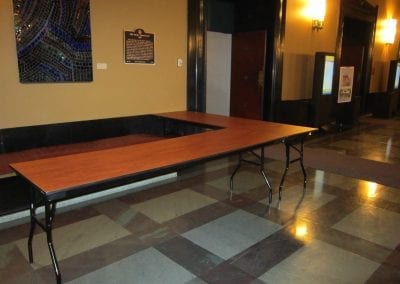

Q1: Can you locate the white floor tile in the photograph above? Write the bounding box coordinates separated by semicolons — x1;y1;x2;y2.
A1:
132;189;217;223
15;215;131;268
182;209;281;259
333;205;400;249
207;170;270;193
67;247;196;284
266;184;336;215
259;239;380;284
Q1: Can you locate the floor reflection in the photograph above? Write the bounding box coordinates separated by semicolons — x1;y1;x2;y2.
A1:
307;116;400;164
0;115;399;283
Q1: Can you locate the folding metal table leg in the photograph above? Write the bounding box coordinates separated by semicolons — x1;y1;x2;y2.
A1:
230;153;242;196
279;136;307;200
260;147;273;203
299;139;307;188
26;190;61;283
44;200;61;284
230;148;273;203
279;141;290;200
27;188;37;263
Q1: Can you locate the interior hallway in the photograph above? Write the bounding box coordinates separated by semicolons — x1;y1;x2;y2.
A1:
0;115;399;283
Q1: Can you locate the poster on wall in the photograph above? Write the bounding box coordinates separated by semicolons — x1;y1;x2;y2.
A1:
12;0;93;83
124;29;155;64
337;66;354;103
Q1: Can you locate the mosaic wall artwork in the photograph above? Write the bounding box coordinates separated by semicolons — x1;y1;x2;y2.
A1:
13;0;93;83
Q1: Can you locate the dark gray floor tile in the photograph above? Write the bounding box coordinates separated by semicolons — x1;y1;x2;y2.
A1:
366;263;400;284
155;235;224;276
200;261;257;284
231;229;303;277
165;202;236;234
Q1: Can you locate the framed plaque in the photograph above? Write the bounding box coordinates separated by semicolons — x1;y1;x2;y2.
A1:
124;29;155;64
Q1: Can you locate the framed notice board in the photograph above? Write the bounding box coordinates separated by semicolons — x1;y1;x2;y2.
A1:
124;29;155;64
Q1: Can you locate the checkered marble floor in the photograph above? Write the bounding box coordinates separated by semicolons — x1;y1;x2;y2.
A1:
1;152;399;284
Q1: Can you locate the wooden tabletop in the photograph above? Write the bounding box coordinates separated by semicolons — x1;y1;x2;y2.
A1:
10;111;315;197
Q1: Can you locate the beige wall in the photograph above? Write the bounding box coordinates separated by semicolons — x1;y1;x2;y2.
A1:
370;0;400;92
282;0;400;100
282;0;339;100
0;0;187;129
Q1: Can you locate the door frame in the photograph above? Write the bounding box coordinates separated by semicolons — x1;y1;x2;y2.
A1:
335;0;378;114
187;0;286;121
187;0;207;112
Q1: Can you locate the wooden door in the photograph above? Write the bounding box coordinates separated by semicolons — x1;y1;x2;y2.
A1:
230;31;266;120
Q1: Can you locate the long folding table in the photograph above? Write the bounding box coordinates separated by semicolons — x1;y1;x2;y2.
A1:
10;111;316;283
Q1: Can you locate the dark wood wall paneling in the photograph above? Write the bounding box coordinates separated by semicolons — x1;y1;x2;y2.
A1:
187;0;206;112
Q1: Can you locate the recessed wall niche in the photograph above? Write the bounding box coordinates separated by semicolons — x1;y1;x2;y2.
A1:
13;0;93;83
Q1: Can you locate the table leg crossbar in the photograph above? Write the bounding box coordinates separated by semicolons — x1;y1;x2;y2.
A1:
28;189;61;284
278;136;307;200
230;135;309;204
230;147;273;203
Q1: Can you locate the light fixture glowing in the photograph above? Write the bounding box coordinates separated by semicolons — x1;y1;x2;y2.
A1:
309;0;326;31
295;223;308;238
382;19;397;44
367;182;377;198
358;180;378;199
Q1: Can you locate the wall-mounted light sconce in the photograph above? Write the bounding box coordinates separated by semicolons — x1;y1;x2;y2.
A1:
312;19;324;31
309;0;326;31
382;18;397;44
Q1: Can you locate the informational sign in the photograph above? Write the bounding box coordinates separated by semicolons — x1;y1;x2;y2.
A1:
337;66;354;103
124;29;155;64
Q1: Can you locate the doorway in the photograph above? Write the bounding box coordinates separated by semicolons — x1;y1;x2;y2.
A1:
340;17;374;115
188;0;286;121
205;0;268;120
336;1;377;119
